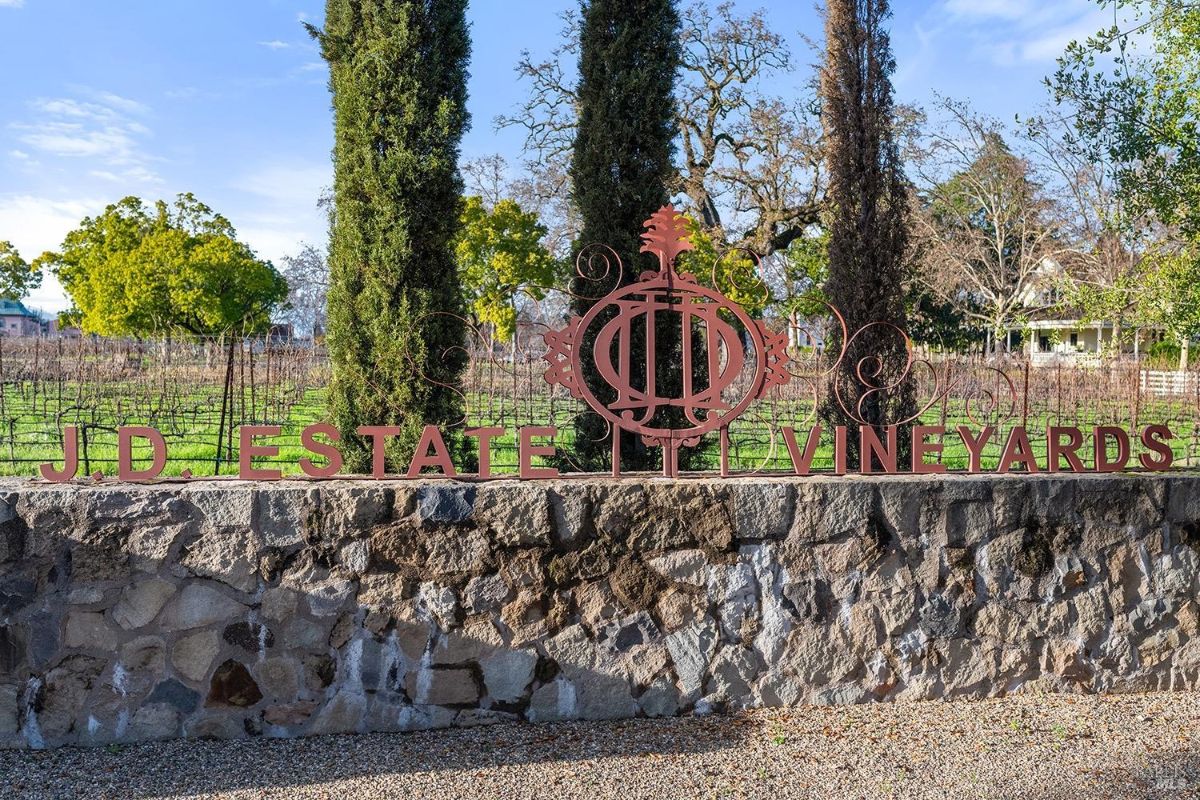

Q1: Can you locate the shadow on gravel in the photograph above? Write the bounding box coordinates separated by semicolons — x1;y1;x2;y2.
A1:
0;714;753;799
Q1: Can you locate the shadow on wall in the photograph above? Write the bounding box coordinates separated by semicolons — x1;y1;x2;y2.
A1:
1;479;787;751
1;473;1200;759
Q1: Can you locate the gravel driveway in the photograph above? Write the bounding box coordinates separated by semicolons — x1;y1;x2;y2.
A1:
3;692;1198;799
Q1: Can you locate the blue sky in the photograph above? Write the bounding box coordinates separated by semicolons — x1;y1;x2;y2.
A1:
0;0;1112;314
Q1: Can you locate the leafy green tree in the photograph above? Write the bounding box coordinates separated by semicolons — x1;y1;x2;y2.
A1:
0;242;42;301
1136;244;1200;366
820;0;914;467
37;194;286;337
1053;1;1200;364
568;0;682;471
308;0;471;473
1054;0;1200;239
780;229;830;322
905;291;986;352
456;196;558;342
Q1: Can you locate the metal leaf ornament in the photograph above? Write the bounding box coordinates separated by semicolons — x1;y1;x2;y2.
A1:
639;205;694;270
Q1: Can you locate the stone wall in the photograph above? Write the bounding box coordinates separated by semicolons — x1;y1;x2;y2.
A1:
1;473;1198;748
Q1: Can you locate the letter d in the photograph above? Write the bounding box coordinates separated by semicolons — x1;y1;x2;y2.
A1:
118;426;167;481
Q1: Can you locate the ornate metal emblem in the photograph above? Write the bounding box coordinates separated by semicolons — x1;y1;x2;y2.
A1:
543;205;790;475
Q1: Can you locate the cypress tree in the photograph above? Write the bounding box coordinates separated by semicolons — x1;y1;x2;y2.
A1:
819;0;914;468
310;0;471;473
569;0;682;472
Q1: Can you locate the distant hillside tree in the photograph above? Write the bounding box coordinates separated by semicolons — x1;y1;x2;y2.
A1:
308;0;472;473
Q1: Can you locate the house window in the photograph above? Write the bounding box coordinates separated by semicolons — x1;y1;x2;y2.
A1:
1039;336;1050;353
1070;333;1078;348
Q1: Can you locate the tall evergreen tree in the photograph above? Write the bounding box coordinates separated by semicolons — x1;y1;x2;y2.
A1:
569;0;682;472
819;0;915;468
309;0;471;473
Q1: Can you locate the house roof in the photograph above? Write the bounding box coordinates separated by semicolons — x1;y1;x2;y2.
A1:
0;299;37;318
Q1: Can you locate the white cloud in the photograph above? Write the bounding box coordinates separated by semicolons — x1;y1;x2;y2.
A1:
15;121;135;158
85;90;149;116
10;89;161;185
259;40;290;50
1017;9;1111;63
88;166;163;185
228;163;330;262
232;164;329;205
0;0;26;8
0;195;99;258
936;0;1107;66
25;273;70;316
0;195;106;313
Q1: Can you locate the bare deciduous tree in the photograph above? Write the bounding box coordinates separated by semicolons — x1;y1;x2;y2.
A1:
496;1;823;259
279;244;329;340
911;99;1066;353
1023;109;1156;349
674;3;823;254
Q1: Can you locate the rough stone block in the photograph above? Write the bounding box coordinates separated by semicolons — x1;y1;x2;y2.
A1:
474;484;550;546
145;678;200;714
171;629;221;683
416;485;476;526
638;677;680;717
308;689;367;735
129;703;181;740
480;649;537;703
253;486;314;548
161;583;248;631
665;616;719;702
182;486;254;527
463;573;512;615
731;482;795;541
113;578;176;630
207;659;263;707
406;667;478;706
549;486;591;547
63;611;115;651
180;528;260;593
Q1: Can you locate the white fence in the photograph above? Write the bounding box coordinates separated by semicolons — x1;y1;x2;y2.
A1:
1140;370;1200;397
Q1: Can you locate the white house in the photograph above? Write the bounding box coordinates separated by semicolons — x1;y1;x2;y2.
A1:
1006;259;1167;364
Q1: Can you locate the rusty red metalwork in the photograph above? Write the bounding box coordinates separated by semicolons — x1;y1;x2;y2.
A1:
542;205;791;476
